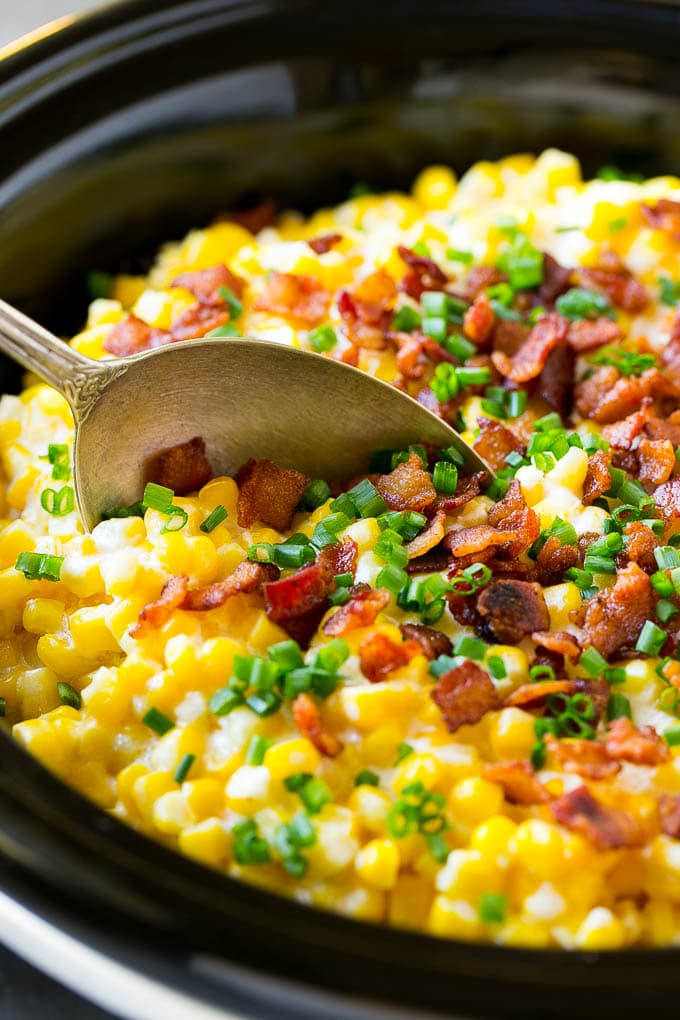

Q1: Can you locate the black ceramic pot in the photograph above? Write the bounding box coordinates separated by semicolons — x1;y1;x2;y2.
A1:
2;2;680;1017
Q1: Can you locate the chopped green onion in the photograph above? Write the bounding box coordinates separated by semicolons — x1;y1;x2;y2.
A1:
446;248;474;264
217;285;243;320
579;647;608;678
355;769;380;787
15;551;63;582
656;546;680;570
200;505;228;532
299;777;333;814
496;234;543;290
346;479;388;518
583;553;616;574
487;656;507;679
607;693;632;721
311;511;351;548
432;461;458;494
392;306;422;332
659;276;680;307
143;482;174;512
142;706;175;735
565;567;594;590
530;664;556;683
174;753;196;783
43;444;71;481
161;506;188;533
394;742;413;765
479;892;507;924
664;726;680;747
246;735;273;766
206;322;242;337
422;315;447;342
635;620;667;657
246;691;282;717
376;563;409;595
555;287;613;321
40;486;74;517
443;333;476;361
308;325;337;353
57;681;81;710
506;390;527;418
301;479;331;510
209;687;244;716
102;501;146;520
657;600;679;623
453;635;487;661
232;819;270;865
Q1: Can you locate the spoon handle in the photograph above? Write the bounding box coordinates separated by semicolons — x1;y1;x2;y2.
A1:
0;299;116;417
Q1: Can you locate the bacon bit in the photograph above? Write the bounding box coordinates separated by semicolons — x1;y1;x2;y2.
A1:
171;264;244;304
132;574;189;637
168;304;231;343
620;521;658;573
375;452;437;512
405;549;451;576
456;265;502;302
235;459;308;531
182;560;278;611
580;562;655;658
582;450;612;506
397;245;447;300
552;785;644;849
254;271;330;327
602;401;652;450
486;480;540;559
535;536;579;582
659;794;680;839
604;717;670;766
338;269;397;349
477;579;550;644
432;471;488;514
264;558;335;625
444;525;519;559
641;198;680;239
323;586;390;637
321;537;358;579
491;313;568;384
405;510;446;559
484;761;550;805
395;333;427;380
148;436;213;496
104;314;160;356
463;292;495;345
223;199;277;234
504;679;576;709
575;365;658;425
358;632;421;684
399;622;453;660
307;232;343;255
645;410;680;446
537;254;572;306
292;692;341;757
638;437;675;488
430;659;500;733
536;340;575;420
491;319;530;356
532;630;581;660
574;250;648;313
653;477;680;519
544;735;620;780
473;418;525;472
661;323;680;387
566;317;622;353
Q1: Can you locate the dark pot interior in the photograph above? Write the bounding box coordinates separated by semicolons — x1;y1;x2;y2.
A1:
2;1;680;1017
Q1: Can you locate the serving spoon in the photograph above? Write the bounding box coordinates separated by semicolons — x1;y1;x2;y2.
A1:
0;299;492;531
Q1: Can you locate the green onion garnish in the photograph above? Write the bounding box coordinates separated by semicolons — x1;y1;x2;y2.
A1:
392;306;422;332
659;276;680;307
57;681;81;710
555;287;613;321
245;735;273;766
173;753;196;783
43;444;71;481
143;482;174;512
41;486;74;517
232;819;271;865
635;620;667;657
479;892;507;924
579;647;608;677
301;479;332;510
394;742;413;765
496;233;543;290
607;693;632;721
355;770;380;787
161;507;188;533
453;635;487;661
664;726;680;747
308;325;338;353
142;706;175;735
200;505;228;532
432;461;458;494
15;551;63;582
218;285;243;320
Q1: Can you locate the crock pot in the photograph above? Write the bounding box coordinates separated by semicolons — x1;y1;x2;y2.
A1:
3;2;680;1017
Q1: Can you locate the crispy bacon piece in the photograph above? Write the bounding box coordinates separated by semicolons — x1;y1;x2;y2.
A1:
621;521;658;573
167;304;231;342
580;562;654;659
394;333;427;380
535;536;579;582
405;549;451;576
566;317;622;353
477;579;550;644
661;322;680;387
171;264;244;304
645;409;680;446
399;622;453;660
375;452;437;512
132;574;189;637
182;560;278;611
358;632;421;684
405;509;446;559
430;659;500;733
104;314;161;356
323;587;390;637
456;265;503;302
463;292;495;345
582;450;612;506
638;437;675;488
574;250;648;313
321;537;359;579
575;366;665;426
491;313;568;384
491;319;530;357
148;436;213;496
486;480;540;559
397;245;448;300
602;401;652;449
532;630;581;660
604;717;670;766
504;679;576;709
484;761;549;805
654;477;680;519
254;271;330;327
473;418;524;472
307;232;343;255
444;525;518;559
551;785;643;850
641;198;680;239
292;692;341;757
236;459;308;531
659;794;680;839
338;269;397;349
537;253;572;306
222;199;277;233
544;735;619;780
536;339;575;420
263;557;335;625
432;471;488;514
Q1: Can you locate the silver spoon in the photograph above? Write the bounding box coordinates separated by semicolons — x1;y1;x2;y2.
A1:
0;299;492;531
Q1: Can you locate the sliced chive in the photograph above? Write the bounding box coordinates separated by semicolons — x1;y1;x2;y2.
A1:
453;635;486;660
161;506;188;533
308;325;337;353
200;505;228;533
354;769;380;787
479;891;507;924
57;681;81;710
143;482;174;511
142;706;175;735
432;461;458;494
607;693;632;721
245;735;273;766
635;620;667;657
579;647;608;677
15;552;63;582
394;742;413;766
173;753;196;783
41;486;75;517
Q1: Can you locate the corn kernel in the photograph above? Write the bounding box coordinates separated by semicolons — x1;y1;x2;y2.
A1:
354;838;400;890
179;818;230;867
449;778;504;827
488;707;536;760
22;597;65;635
574;907;626;950
413;166;457;210
429;896;483;940
265;738;321;780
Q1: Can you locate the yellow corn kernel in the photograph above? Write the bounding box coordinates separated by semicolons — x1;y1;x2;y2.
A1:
225;764;270;812
486;646;528;689
13;716;65;766
184;778;224;820
69;605;120;655
547;446;588;493
60;552;103;598
449;778;504;827
469;816;517;859
488;706;536;760
70;326;109;359
179;818;230;867
428;896;483;940
197;636;242;686
348;785;392;834
531;148;581;194
152;789;194;834
358;723;402;767
392;753;441;793
338;681;423;730
248;611;288;653
111;274;146;307
510;819;568;881
132;771;176;819
541;583;581;634
641;899;678;945
436;849;503;899
36;633;94;679
0;568;33;632
498;919;552;949
344;517;381;555
116;763;148;818
7;464;40;510
413;165;457;210
22;597;65;635
164;634;199;683
199;476;239;517
0;520;36;568
265;738;321;781
514;464;544;506
354;838;400;890
389;874;434;930
15;666;61;719
573;907;626;950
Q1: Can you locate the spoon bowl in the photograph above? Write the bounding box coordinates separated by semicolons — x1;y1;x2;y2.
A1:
0;299;492;530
